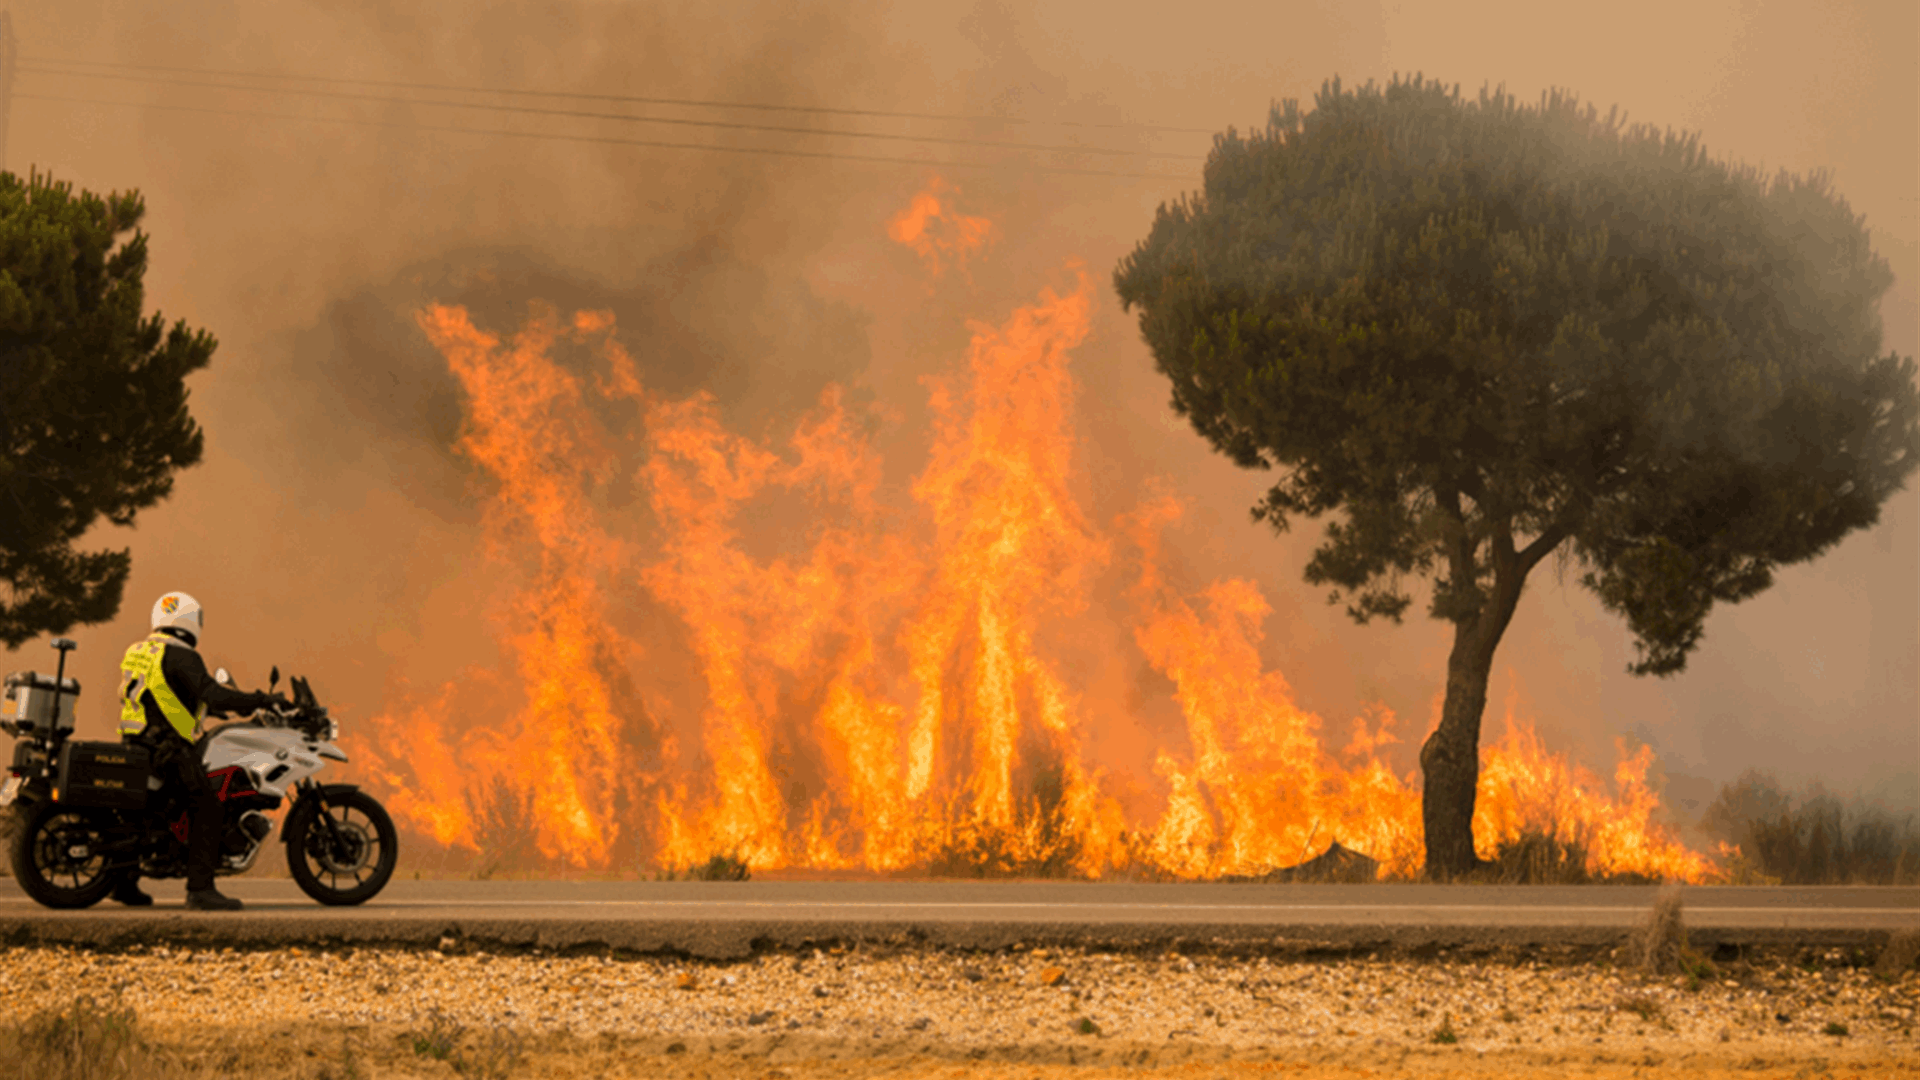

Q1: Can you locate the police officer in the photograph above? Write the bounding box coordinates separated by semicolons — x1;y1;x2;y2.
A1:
117;591;284;910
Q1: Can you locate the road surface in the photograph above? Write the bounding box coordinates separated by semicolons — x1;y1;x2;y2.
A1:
2;879;1913;958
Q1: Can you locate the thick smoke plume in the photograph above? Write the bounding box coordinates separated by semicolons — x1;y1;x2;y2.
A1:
3;0;1911;873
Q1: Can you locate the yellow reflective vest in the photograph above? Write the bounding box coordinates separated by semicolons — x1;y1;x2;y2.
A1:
118;633;205;740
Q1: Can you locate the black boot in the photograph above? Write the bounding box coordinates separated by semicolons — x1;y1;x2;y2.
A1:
110;876;153;907
185;887;243;911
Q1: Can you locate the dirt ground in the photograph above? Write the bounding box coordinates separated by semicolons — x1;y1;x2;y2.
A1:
5;942;1915;1079
136;1024;1920;1080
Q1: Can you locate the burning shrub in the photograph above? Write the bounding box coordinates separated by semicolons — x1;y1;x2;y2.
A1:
653;851;752;881
359;193;1723;887
923;815;1086;880
689;852;752;881
465;777;543;880
1482;830;1594;885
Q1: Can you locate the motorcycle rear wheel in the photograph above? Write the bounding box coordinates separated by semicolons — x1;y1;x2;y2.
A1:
285;790;397;905
8;800;117;909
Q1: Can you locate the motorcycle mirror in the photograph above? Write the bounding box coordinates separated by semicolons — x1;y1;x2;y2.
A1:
269;666;280;693
214;667;234;688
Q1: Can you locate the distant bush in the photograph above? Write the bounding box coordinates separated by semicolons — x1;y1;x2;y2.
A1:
1703;771;1920;885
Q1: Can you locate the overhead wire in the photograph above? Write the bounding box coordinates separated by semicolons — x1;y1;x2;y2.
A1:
17;63;1208;163
19;55;1215;135
13;92;1197;182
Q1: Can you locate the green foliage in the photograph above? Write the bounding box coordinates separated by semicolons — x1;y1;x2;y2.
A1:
1114;75;1918;677
1429;1014;1459;1044
1703;771;1920;884
0;170;216;647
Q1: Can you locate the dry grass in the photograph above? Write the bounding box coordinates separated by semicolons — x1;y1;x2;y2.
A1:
1632;882;1721;989
1879;928;1920;978
1462;828;1659;885
2;948;1916;1079
1636;881;1689;974
1617;994;1665;1024
0;995;186;1080
405;1009;525;1079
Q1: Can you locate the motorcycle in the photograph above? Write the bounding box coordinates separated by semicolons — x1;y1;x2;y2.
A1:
0;637;398;908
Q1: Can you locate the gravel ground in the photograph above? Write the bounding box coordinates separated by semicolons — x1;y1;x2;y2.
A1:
1;942;1915;1077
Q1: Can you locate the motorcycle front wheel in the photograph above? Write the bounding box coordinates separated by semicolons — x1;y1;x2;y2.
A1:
8;800;118;909
285;790;398;906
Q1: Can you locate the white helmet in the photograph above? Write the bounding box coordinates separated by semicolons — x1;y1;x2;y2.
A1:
150;591;204;646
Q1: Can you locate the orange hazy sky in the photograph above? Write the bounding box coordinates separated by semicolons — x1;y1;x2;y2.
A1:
5;0;1915;817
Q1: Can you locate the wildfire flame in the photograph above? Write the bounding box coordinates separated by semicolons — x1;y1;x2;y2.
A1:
357;180;1716;883
886;176;995;279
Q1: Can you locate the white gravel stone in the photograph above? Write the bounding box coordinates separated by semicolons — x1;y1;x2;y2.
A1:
0;942;1915;1059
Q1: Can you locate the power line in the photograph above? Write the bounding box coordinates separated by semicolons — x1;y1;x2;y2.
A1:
18;64;1206;163
21;54;1217;136
15;92;1197;182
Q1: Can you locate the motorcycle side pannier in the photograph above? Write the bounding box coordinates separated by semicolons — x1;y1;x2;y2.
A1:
55;741;151;809
1;671;79;736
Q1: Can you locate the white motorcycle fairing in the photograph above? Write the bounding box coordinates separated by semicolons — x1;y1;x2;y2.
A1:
200;721;347;801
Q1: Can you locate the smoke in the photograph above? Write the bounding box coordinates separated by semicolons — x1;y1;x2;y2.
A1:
3;0;1912;863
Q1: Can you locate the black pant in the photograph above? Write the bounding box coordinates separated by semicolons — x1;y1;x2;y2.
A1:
137;735;223;891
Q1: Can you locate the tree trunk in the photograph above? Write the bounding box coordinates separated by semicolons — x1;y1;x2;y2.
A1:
1419;573;1525;880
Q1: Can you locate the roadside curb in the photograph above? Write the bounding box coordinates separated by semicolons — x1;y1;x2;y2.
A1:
0;915;1902;964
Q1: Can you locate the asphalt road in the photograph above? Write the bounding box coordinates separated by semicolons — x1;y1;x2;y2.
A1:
2;879;1914;958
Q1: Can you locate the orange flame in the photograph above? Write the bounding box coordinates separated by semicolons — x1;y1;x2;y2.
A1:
886;176;995;279
357;184;1718;883
358;303;654;867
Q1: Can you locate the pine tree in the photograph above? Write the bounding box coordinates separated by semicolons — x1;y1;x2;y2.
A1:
1114;76;1920;878
0;170;215;647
